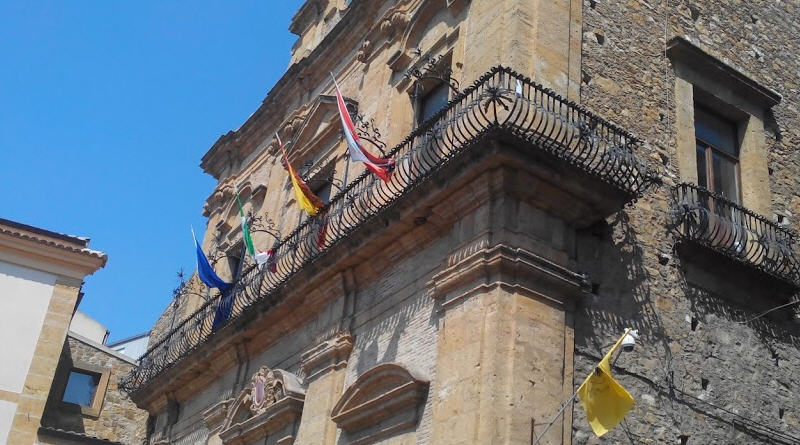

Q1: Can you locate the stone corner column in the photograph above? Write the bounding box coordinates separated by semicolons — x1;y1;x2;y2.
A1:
294;332;354;445
428;244;587;445
8;278;82;445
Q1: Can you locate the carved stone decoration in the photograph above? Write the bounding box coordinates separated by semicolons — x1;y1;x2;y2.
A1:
390;11;409;30
249;366;286;416
379;8;409;38
331;363;429;445
356;40;372;63
218;366;305;445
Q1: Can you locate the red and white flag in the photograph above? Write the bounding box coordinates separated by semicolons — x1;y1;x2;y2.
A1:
332;75;395;182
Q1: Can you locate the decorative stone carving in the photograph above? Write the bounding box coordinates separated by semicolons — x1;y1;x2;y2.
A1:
249;366;286;415
356;40;372;63
331;363;429;445
380;18;393;35
391;11;409;30
378;8;409;38
218;366;305;445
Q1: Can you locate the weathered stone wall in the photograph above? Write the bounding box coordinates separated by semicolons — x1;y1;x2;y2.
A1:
135;1;800;444
573;0;800;443
41;336;148;444
159;228;441;445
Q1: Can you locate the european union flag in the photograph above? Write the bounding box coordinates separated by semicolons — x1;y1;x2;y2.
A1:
192;228;231;291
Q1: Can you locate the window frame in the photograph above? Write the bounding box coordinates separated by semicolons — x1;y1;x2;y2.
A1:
415;81;451;127
59;363;110;417
694;105;742;208
668;36;777;217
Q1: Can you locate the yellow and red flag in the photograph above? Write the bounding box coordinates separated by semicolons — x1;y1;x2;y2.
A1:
277;134;324;216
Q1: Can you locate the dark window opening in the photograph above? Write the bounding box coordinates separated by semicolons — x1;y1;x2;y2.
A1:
227;242;245;280
417;82;450;126
312;179;332;205
695;106;740;206
62;369;100;407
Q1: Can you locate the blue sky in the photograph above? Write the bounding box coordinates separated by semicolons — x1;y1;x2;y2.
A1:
0;1;304;342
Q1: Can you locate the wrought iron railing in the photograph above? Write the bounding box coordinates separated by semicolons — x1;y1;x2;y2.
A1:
120;66;654;395
671;183;800;286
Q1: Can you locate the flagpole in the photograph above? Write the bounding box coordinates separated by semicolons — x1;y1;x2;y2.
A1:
531;390;579;445
534;329;634;444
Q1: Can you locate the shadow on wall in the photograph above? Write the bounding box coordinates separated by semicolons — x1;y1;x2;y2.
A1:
41;342;87;435
575;209;672;364
573;201;800;444
354;300;416;378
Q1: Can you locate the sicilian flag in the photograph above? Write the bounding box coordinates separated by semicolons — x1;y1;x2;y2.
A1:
331;74;395;182
191;227;232;291
277;133;325;216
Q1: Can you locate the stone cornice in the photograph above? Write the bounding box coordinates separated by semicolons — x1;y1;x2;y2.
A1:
666;36;782;109
429;244;590;312
289;0;327;36
300;331;354;382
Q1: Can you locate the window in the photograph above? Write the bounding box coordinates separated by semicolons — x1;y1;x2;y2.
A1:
417;82;450;125
695;106;740;204
62;369;101;407
227;242;245;279
311;179;332;205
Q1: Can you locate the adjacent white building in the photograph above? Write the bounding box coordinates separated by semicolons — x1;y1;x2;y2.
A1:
107;332;150;361
0;217;106;445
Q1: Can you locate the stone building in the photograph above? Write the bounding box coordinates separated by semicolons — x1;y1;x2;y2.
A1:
0;216;147;445
123;1;800;444
0;217;106;444
38;312;148;445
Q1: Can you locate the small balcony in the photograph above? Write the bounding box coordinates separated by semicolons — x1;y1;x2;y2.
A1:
671;183;800;289
121;66;655;397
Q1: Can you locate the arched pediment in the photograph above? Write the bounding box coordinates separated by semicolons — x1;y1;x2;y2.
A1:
389;0;463;72
285;94;358;162
219;366;305;445
331;363;428;443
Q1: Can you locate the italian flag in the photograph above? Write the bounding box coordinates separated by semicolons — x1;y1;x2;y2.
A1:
235;187;271;266
332;74;395;182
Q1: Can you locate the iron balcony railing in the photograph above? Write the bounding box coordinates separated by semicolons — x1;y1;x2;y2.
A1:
671;183;800;286
120;66;654;395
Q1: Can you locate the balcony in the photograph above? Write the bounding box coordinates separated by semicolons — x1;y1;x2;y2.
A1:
120;66;655;397
671;183;800;289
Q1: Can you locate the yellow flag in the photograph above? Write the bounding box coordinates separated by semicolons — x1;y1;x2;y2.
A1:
577;329;635;437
